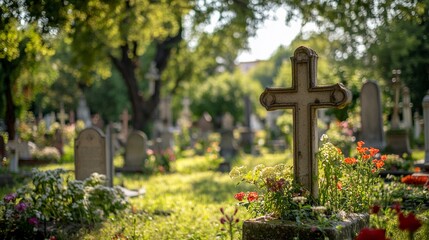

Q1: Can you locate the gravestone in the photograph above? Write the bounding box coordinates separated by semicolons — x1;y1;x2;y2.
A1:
0;135;5;161
154;97;174;150
359;81;385;149
119;109;130;143
401;86;413;129
219;113;237;172
177;97;192;130
386;70;411;156
6;140;19;173
77;96;91;127
240;95;254;154
75;127;112;187
124;131;148;171
414;112;422;140
245;46;361;240
198;112;213;141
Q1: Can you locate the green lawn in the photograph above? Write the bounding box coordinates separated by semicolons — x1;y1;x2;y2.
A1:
2;148;428;239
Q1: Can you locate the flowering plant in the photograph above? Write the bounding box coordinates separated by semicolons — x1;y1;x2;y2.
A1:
0;169;128;239
357;203;425;240
317;136;386;213
145;148;176;173
230;135;386;225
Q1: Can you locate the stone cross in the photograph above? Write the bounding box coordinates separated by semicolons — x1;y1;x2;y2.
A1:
58;103;69;129
120;109;130;140
401;86;413;129
260;46;352;198
391;69;402;129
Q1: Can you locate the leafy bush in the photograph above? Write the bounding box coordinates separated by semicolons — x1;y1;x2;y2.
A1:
230;135;386;224
0;169;128;239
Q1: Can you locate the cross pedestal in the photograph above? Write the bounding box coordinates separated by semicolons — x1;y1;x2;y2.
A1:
260;46;352;198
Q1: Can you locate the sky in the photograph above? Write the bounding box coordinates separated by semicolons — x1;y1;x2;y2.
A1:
236;8;304;63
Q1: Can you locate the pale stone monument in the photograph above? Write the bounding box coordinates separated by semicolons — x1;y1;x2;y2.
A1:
75;127;112;187
124;131;148;171
6;140;19;173
401;86;413;129
414;112;422;140
119;109;130;143
244;46;364;240
386;70;411;155
259;46;352;198
359;80;385;149
77;96;91;127
240;95;254;154
219;112;237;172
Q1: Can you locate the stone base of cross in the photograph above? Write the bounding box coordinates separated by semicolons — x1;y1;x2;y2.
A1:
260;46;352;199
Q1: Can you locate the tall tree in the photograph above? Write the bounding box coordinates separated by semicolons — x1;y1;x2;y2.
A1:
287;0;429;113
47;0;285;132
0;1;59;139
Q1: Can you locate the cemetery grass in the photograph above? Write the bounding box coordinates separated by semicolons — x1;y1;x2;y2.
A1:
2;149;429;239
1;151;290;239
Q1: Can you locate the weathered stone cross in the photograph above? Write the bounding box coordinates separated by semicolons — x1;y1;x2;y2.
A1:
260;46;352;198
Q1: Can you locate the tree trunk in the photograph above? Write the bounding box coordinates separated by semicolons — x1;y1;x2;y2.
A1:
110;24;183;133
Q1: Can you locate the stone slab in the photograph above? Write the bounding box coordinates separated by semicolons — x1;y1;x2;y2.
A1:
243;214;369;240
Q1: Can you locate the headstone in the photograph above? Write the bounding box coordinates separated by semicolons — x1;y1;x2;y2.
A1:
75;127;112;187
401;86;413;129
259;46;352;198
77;96;91;127
219;112;237;172
0;135;5;161
240;95;254;154
119;109;130;142
44;112;56;131
17;141;35;160
359;81;385;149
6;140;19;173
414;112;422;140
198;112;213;140
58;103;69;128
154;97;174;150
386;70;411;156
177;97;192;130
391;69;401;129
124;131;148;171
423;90;429;165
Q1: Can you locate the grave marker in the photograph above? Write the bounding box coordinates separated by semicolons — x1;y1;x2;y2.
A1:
75;127;112;187
259;46;352;198
0;135;5;161
402;86;413;129
359;81;385;149
124;131;148;171
219;112;237;171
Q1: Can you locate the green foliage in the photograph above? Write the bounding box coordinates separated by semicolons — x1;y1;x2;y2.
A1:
191;71;263;125
0;169;128;239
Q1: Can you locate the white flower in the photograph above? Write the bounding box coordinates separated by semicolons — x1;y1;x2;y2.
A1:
292;196;307;204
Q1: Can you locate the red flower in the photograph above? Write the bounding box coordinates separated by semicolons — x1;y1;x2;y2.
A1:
401;175;429;185
357;141;365;148
247;192;258;202
369;147;379;157
337;181;342;190
371;205;381;215
220;217;226;224
356;228;389;240
344;157;357;165
234;192;245;201
398;212;422;232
